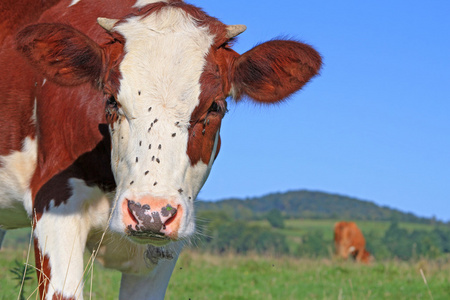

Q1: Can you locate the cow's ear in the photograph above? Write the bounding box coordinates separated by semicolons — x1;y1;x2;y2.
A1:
230;40;322;103
16;23;103;87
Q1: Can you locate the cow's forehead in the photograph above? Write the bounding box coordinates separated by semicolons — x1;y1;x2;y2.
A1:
114;6;216;119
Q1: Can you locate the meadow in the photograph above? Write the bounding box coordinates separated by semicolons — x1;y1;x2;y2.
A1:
1;221;450;299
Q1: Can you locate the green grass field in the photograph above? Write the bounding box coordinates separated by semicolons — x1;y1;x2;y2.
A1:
2;221;450;299
2;248;450;299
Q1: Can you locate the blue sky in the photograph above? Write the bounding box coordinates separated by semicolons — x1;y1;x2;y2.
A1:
193;1;450;221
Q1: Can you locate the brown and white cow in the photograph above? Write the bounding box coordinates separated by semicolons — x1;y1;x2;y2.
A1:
334;221;373;264
0;0;321;299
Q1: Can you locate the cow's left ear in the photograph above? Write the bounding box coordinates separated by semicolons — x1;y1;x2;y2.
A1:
230;40;322;103
16;23;103;87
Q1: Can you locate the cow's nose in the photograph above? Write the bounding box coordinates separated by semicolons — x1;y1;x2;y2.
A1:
122;197;182;241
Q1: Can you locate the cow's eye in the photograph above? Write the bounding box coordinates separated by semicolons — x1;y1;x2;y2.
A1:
105;95;121;123
208;100;227;116
209;101;220;112
107;95;118;108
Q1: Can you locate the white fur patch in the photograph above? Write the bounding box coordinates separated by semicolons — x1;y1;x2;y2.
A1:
119;242;182;299
34;178;111;300
0;137;37;229
68;0;82;7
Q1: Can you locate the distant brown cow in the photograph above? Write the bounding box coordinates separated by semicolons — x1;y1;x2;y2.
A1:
334;221;372;263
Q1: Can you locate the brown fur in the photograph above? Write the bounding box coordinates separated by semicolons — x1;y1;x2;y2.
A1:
0;0;62;44
334;221;372;264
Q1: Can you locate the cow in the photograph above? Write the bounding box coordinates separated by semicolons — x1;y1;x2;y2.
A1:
0;0;322;299
334;221;373;264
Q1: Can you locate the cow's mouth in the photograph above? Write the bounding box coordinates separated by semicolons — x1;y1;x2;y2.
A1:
127;230;171;246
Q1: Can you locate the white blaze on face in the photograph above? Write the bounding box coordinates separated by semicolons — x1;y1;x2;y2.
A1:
108;6;216;237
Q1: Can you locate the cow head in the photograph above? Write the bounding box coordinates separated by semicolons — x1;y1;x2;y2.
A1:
16;1;321;246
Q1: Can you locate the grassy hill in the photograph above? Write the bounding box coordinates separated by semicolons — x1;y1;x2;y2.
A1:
196;190;435;223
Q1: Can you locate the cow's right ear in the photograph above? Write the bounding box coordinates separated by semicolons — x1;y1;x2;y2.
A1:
16;23;103;87
230;40;322;103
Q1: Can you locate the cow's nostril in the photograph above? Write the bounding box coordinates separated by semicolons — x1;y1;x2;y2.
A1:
127;200;139;225
163;207;178;228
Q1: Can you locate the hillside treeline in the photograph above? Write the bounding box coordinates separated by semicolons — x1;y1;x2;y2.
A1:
197;190;436;223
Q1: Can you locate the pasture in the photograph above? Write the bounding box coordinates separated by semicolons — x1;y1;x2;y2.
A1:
1;225;450;299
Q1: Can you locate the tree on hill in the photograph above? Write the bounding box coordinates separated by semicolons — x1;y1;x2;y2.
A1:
382;221;413;260
295;229;329;257
266;209;285;228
